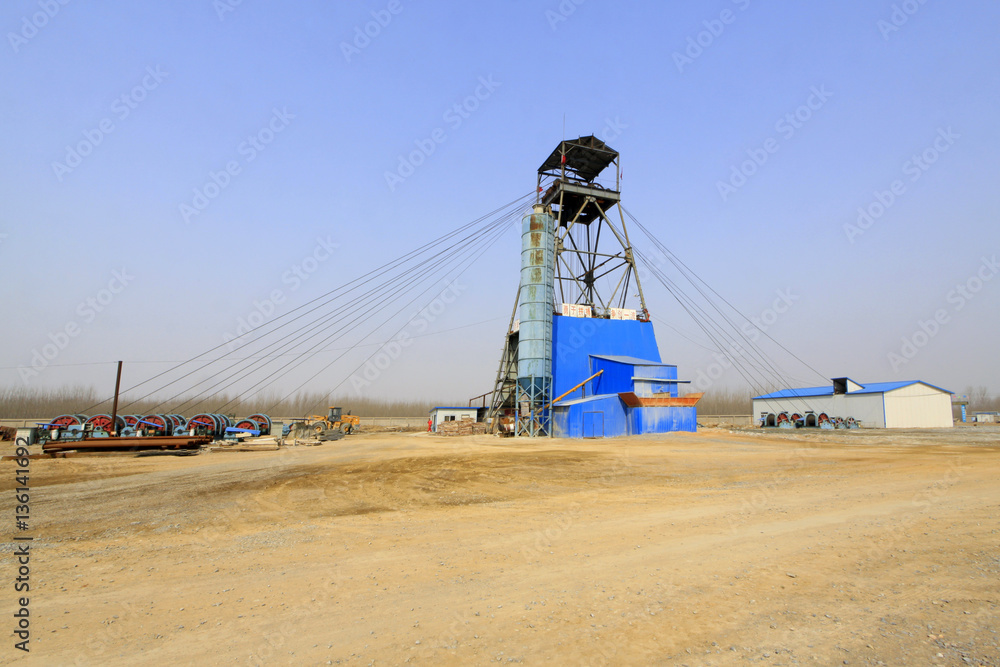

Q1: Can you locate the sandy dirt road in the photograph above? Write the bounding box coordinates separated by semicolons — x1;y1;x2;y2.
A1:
1;426;998;665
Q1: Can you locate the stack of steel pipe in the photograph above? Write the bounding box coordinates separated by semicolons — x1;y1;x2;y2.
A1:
42;434;211;453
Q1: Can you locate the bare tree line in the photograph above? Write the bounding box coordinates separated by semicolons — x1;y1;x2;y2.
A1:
962;386;1000;413
3;385;994;421
692;388;754;415
0;386;438;420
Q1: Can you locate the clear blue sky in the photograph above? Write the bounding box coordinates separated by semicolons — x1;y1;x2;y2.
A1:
2;0;998;403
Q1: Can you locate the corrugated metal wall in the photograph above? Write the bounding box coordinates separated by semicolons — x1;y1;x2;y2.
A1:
552;396;697;437
629;406;697;434
883;384;953;428
552;317;661;401
552;395;627;438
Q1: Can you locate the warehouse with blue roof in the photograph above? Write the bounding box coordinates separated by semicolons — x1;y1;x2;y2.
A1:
752;378;954;429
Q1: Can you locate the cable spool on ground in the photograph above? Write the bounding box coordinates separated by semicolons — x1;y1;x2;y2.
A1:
50;414;85;429
84;414;126;434
246;413;271;435
233;419;261;434
187;414;221;437
167;414;187;433
139;414;172;436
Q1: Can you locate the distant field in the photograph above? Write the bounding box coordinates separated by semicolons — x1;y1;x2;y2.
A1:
0;386;437;419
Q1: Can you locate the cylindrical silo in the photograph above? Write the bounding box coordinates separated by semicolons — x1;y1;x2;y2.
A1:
517;204;556;436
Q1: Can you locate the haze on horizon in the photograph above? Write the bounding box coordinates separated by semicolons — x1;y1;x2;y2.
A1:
2;0;998;405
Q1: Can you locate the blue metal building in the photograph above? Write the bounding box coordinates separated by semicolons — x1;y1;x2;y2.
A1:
549;315;697;438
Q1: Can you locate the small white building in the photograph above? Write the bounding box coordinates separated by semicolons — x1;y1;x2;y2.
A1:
753;378;953;428
428;407;479;432
974;412;998;423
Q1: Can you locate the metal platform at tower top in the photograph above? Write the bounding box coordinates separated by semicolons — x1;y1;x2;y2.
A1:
538;135;619;183
535;135;646;317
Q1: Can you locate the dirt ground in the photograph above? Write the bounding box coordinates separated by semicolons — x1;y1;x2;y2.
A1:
2;425;999;666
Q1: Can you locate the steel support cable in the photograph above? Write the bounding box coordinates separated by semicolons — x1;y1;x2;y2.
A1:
278;206;519;414
609;209;792;389
162;215;505;413
623;209;821;414
265;204;526;409
163;206;525;413
201;318;505;361
218;206;527;412
637;251;780;393
132;194;533;410
201;205;527;407
634;245;775;382
136;243;458;414
634;243;803;413
211;209;523;412
650;315;719;353
88;191;536;413
112;193;535;413
630;217;804;391
644;255;811;416
624;207;828;384
638;254;793;416
631;232;821;418
644;250;796;396
638;249;815;417
249;211;521;414
163;263;436;414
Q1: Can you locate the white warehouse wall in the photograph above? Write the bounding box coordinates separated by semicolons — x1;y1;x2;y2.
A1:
883;383;953;428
